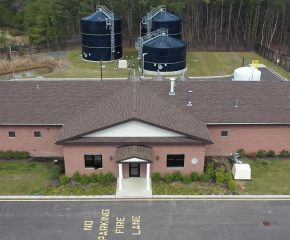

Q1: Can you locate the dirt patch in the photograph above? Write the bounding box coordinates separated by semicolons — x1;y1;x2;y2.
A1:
0;55;65;75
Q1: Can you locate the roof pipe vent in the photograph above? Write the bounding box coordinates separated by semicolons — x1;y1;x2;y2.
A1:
187;90;193;107
169;77;176;96
235;99;239;108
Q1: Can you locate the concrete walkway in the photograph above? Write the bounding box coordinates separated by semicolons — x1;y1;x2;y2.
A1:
116;178;152;198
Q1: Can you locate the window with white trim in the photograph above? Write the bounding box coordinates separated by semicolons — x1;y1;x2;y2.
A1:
84;155;102;169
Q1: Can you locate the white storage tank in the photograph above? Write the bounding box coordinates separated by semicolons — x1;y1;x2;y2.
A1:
233;67;261;81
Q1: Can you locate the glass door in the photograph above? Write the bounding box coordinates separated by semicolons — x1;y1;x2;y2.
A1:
129;163;140;177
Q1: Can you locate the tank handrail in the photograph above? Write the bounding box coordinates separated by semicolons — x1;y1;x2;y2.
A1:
95;5;113;18
135;28;168;58
95;5;115;59
142;5;166;33
147;5;166;19
142;28;168;44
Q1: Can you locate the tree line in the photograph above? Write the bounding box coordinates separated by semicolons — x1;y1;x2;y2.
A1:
0;0;289;53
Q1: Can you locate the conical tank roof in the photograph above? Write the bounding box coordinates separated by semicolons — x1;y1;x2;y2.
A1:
144;35;186;48
152;11;181;22
82;10;121;22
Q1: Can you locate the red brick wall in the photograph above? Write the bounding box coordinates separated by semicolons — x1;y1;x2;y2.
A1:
0;126;63;157
152;145;205;175
206;125;290;156
63;144;206;177
63;145;117;176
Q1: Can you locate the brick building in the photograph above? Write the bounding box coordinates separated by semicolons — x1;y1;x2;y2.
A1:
1;80;290;194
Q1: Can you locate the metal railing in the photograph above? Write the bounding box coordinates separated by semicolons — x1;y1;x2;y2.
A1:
97;5;115;59
135;28;168;58
142;5;166;35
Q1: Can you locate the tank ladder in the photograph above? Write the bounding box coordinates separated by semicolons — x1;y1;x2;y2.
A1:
135;28;168;59
142;5;166;36
96;5;115;60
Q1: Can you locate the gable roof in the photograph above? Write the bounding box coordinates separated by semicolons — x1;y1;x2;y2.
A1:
56;83;212;143
116;145;153;162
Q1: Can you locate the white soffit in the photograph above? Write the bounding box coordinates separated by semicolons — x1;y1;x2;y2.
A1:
121;158;148;163
84;120;183;137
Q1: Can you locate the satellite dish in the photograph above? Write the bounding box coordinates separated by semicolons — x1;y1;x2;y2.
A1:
191;157;198;165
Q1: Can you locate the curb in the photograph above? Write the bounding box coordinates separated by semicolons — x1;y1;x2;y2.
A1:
265;66;289;81
0;195;290;201
188;74;233;79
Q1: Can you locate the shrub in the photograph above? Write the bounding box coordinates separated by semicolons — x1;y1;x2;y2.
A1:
98;173;116;184
151;172;162;183
80;174;91;185
215;171;225;184
49;164;61;180
224;172;233;182
237;149;246;158
182;174;192;184
0;150;30;159
205;162;215;179
4;151;14;159
59;175;70;185
190;171;199;181
256;150;267;158
90;173;99;183
199;173;211;182
227;180;238;192
163;173;174;183
267;150;276;158
172;171;183;181
279;149;289;158
206;156;232;172
71;172;82;182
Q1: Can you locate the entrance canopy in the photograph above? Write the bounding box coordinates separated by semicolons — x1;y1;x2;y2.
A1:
116;145;153;163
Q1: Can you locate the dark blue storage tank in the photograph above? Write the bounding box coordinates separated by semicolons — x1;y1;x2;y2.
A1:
81;8;122;61
143;34;186;73
141;10;182;39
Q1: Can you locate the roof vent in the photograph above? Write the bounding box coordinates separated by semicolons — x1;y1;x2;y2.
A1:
36;84;39;90
235;99;239;108
169;77;176;96
187;90;193;107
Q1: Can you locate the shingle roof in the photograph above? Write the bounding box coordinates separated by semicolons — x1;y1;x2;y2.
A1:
115;145;153;162
1;80;290;143
56;83;211;143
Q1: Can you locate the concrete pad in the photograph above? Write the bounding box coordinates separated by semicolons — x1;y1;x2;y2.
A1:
116;178;152;198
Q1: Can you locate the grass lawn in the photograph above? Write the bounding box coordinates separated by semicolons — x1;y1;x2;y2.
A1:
0;160;54;195
45;49;289;80
187;52;289;79
0;160;116;195
238;159;290;195
45;49;138;79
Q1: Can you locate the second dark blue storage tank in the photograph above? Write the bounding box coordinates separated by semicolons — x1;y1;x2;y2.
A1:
141;10;182;39
81;9;122;61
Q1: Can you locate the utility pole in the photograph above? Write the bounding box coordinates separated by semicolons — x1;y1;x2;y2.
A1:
8;45;15;80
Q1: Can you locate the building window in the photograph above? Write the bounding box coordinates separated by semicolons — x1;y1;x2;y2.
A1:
221;131;228;137
167;154;184;167
8;131;16;138
34;131;41;138
84;155;102;169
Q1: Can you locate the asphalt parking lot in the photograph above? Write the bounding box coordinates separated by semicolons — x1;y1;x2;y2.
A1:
1;199;290;240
